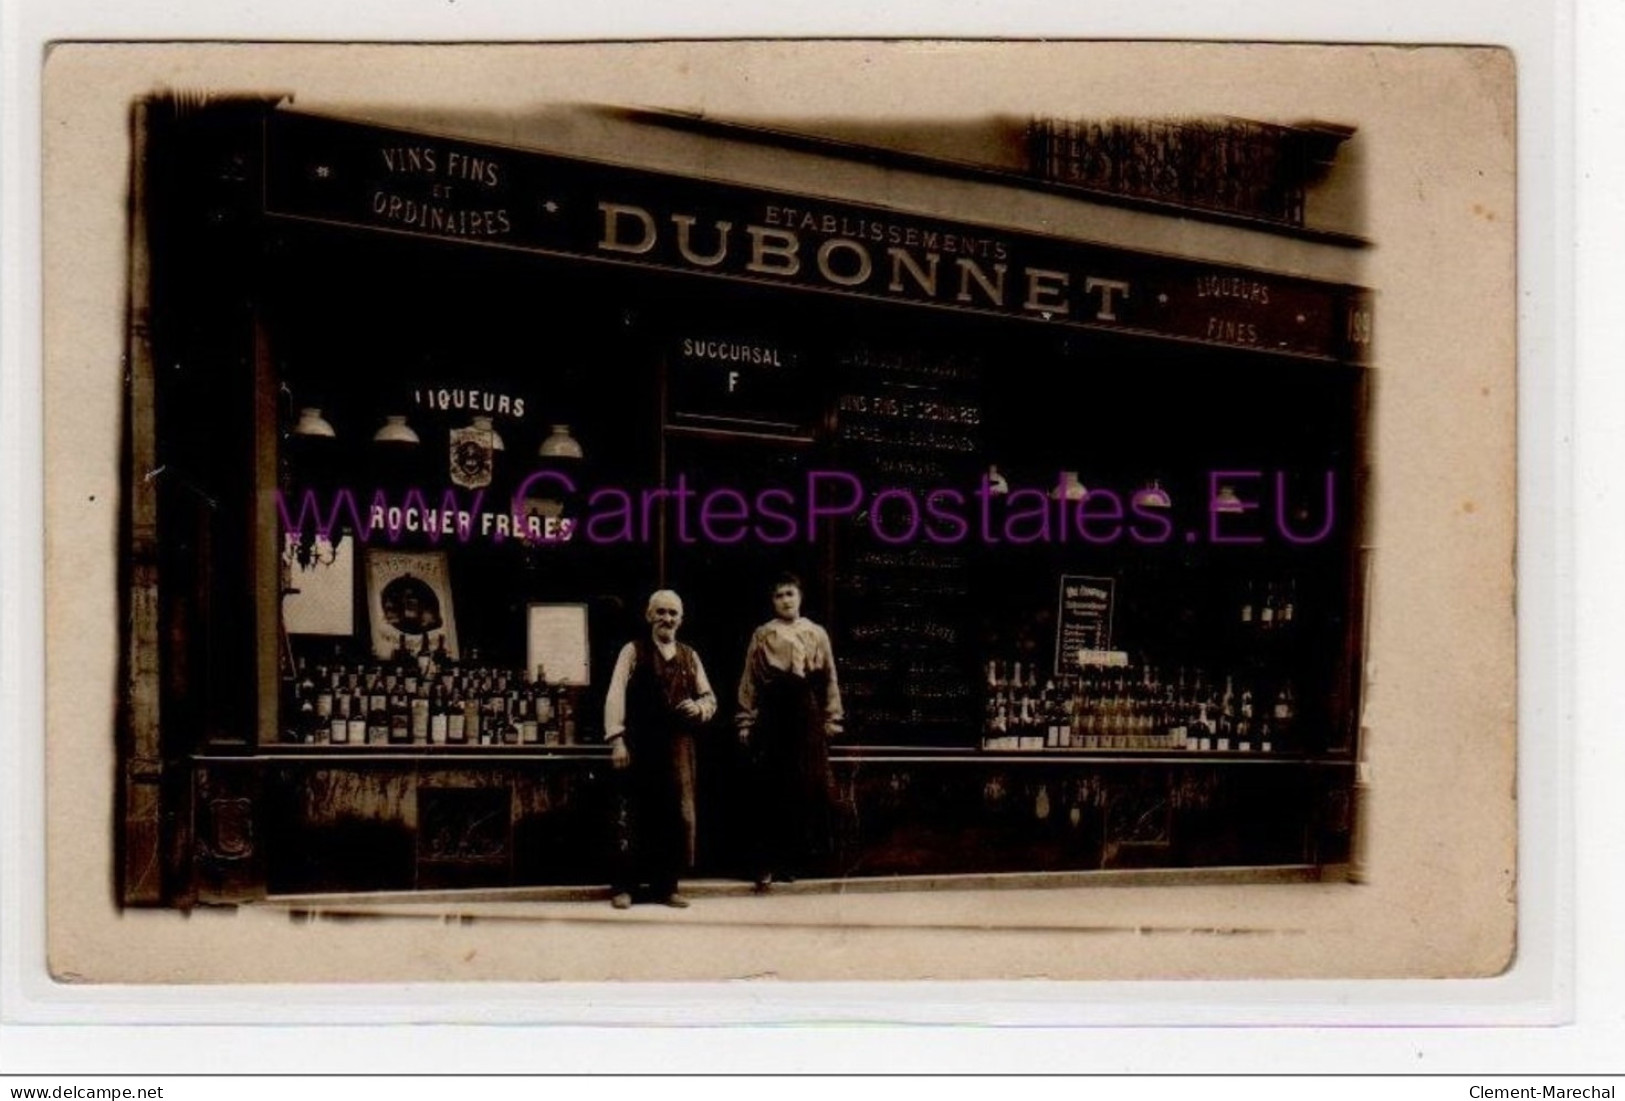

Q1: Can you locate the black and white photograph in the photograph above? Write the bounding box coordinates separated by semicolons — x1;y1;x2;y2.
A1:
38;40;1516;984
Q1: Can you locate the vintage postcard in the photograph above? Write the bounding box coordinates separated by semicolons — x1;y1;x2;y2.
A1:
40;41;1515;985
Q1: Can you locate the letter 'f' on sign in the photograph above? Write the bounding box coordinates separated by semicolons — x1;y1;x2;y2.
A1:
728;371;740;392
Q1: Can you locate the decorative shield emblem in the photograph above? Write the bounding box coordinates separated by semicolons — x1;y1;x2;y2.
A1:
449;424;494;489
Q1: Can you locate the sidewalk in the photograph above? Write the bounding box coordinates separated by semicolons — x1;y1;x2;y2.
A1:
268;864;1324;909
264;866;1338;937
144;868;1385;984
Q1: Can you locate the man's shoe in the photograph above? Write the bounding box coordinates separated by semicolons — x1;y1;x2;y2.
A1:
661;893;691;909
611;892;632;910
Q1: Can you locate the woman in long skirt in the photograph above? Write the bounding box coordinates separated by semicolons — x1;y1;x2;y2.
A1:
736;573;844;886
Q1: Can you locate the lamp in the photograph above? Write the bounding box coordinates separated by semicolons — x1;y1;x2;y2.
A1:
292;407;336;438
1213;484;1246;513
373;414;420;445
471;414;505;451
538;424;584;460
1050;470;1087;501
1133;480;1172;509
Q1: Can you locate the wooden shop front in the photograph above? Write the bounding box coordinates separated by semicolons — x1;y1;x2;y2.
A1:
121;100;1372;905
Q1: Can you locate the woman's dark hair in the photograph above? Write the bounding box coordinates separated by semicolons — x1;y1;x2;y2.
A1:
772;572;803;594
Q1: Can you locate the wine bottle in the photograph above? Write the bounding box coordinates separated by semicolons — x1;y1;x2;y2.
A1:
366;690;388;746
1272;680;1296;743
448;692;468;744
388;691;411;744
315;675;334;721
410;686;430;743
428;688;448;745
559;691;577;745
518;695;538;745
346;691;367;745
1216;676;1235;751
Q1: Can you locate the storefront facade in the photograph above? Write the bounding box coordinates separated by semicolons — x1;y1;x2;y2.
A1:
120;96;1373;906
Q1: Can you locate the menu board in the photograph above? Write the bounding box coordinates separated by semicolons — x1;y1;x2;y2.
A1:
1054;574;1116;676
831;344;982;744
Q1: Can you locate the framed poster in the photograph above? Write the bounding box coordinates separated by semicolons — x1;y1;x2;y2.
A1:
526;603;591;686
279;532;356;637
363;548;460;662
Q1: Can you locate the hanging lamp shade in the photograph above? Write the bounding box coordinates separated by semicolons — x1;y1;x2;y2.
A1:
373;414;421;445
292;407;336;438
1050;470;1087;501
1133;480;1173;509
538;424;584;459
471;414;505;451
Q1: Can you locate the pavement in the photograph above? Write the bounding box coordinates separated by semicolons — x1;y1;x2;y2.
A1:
61;862;1419;987
267;865;1327;921
240;867;1390;984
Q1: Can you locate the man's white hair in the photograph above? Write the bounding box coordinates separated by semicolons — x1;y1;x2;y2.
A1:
645;589;684;619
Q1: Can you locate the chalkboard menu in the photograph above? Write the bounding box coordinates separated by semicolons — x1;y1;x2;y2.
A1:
831;344;983;745
1054;574;1116;677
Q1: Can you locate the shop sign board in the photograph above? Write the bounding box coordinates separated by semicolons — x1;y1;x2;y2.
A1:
668;333;813;437
264;110;1372;365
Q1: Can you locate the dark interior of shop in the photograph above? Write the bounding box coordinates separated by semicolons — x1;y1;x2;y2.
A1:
260;221;1365;755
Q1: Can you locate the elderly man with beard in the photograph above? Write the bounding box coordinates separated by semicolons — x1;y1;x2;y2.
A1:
603;589;717;909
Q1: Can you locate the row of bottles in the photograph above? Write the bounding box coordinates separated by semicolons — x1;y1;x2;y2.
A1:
1238;579;1297;631
980;660;1297;753
282;652;582;747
